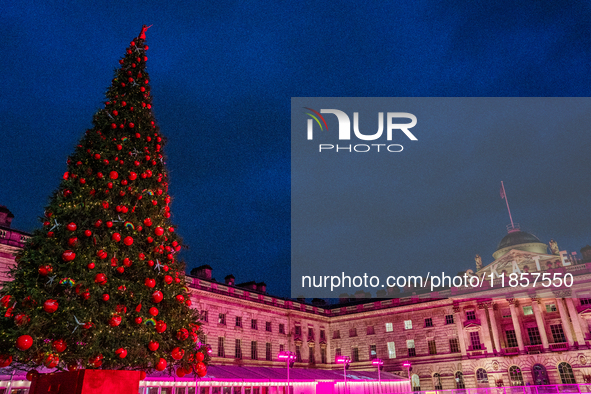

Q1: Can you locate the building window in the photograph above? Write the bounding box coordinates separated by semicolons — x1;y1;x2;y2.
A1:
309;346;315;364
295;345;302;362
217;337;225;357
476;368;488;384
351;347;359;362
509;366;524;386
545;303;557;312
369;344;377;359
265;343;271;361
387;342;396;359
279;344;284;352
294;325;301;335
466;310;476;321
506;330;518;348
200;310;208;322
407;340;416;357
527;327;542;345
385;322;393;332
251;319;258;330
367;326;375;335
455;372;465;389
522;306;533;316
335;348;341;357
279;323;285;334
449;338;460;353
236;316;242;327
550;324;567;343
445;315;454;325
580;298;591;305
320;330;326;340
266;322;272;332
235;339;242;358
428;340;437;355
308;327;314;339
251;341;258;360
218;313;226;325
558;362;576;384
411;374;421;392
425;318;433;328
349;328;357;337
433;373;442;390
333;330;341;339
470;332;482;350
321;347;327;364
404;320;413;330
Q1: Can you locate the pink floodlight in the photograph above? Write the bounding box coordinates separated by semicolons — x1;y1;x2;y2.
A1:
205;344;213;355
278;351;296;361
371;359;383;366
335;355;351;364
402;361;411;368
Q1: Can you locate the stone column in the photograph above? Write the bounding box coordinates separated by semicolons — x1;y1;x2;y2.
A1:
477;303;494;353
565;297;586;348
531;297;549;350
488;303;502;354
508;298;525;353
555;295;575;346
453;306;467;355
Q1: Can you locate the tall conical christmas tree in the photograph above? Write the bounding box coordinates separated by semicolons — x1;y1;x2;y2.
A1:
0;26;208;377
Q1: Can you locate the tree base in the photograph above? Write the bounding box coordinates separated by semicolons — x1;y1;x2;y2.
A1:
29;369;141;394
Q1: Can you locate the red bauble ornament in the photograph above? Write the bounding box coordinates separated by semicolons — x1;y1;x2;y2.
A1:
154;227;164;236
151;291;163;303
123;258;132;267
171;347;185;360
116;267;125;274
84;229;92;237
175;295;185;303
109;171;119;180
123;236;133;246
61;250;76;262
47;231;54;237
0;295;10;308
147;236;154;243
177;328;189;341
106;221;113;228
38;264;53;276
0;355;12;368
112;233;121;242
176;368;186;378
52;339;67;353
97;250;108;259
145;278;156;288
138;253;145;260
43;299;59;313
155;320;167;333
14;313;30;326
144;218;153;226
95;273;107;285
102;201;109;209
129;172;137;180
68;363;78;372
115;348;127;358
164;275;173;285
129;122;135;128
149;307;159;316
66;222;77;231
81;291;90;300
87;262;95;270
155;358;167;371
16;335;33;351
102;294;110;301
135;317;143;324
94;219;103;228
109;314;122;327
97;172;104;179
148;341;159;351
67;237;78;247
195;352;205;362
89;354;103;368
186;299;192;307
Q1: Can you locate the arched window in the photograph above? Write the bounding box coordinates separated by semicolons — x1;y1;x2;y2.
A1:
411;374;421;391
455;372;465;389
532;364;549;385
509;365;524;386
558;362;576;384
432;373;442;390
476;368;488;384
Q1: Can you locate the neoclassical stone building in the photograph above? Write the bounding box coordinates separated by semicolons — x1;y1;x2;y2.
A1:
2;206;591;391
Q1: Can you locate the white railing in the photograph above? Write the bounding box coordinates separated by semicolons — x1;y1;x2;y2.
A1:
393;384;591;394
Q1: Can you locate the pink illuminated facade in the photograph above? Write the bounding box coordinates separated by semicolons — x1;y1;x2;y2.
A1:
2;206;591;393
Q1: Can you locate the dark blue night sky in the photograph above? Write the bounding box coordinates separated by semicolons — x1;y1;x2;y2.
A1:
1;1;591;298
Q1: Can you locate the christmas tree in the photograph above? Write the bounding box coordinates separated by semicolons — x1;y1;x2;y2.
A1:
0;26;208;378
